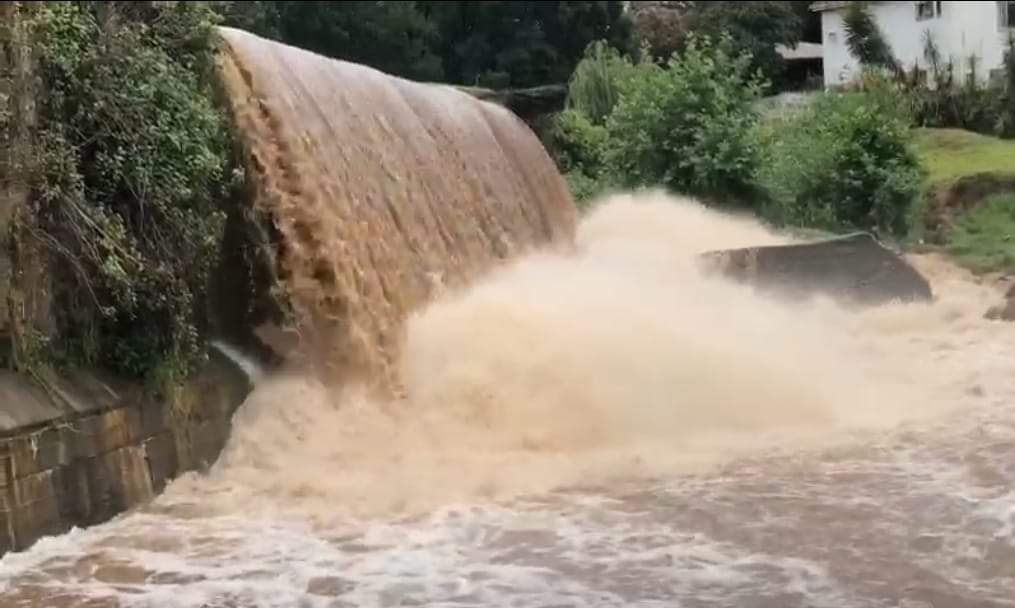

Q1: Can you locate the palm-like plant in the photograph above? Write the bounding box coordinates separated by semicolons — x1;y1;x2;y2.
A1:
843;2;901;75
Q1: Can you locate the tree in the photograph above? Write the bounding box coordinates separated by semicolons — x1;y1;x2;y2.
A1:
218;1;635;89
218;1;445;82
604;34;766;204
789;0;822;43
628;1;694;62
842;1;900;74
420;1;635;88
629;2;806;86
687;2;802;86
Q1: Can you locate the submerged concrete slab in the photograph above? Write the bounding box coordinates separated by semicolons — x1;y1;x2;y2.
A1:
0;370;125;434
699;232;934;306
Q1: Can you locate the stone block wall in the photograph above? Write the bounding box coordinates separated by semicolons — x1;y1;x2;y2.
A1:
0;350;251;555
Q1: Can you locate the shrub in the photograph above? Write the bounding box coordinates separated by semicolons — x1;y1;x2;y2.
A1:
552;41;641;205
756;88;925;236
553;108;615;207
604;34;766;204
27;2;239;393
564;40;636;124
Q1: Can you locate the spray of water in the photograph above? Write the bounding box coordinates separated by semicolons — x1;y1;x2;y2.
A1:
180;191;998;526
210;340;266;385
3;191;1014;608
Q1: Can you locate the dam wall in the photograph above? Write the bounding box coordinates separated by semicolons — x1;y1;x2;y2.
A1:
0;351;250;554
0;20;576;555
215;27;576;390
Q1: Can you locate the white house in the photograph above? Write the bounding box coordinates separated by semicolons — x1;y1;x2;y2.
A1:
813;1;1015;88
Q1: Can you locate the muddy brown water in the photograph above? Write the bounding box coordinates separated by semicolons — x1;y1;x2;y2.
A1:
1;193;1013;608
4;24;1014;608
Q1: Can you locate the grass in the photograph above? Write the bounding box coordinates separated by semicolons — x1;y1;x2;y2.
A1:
914;128;1015;186
946;193;1015;273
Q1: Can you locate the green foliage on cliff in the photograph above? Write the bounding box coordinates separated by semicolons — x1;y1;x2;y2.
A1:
27;1;240;393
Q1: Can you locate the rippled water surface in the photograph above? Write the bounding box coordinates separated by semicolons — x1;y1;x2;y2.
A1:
4;409;1015;608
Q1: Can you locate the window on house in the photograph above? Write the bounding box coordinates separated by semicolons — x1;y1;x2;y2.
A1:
916;1;937;19
1002;1;1015;28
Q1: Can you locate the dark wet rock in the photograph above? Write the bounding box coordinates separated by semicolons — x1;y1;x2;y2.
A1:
985;284;1015;321
699;232;934;307
306;576;355;597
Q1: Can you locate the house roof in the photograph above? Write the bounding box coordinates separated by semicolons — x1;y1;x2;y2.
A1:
810;1;852;11
776;42;823;60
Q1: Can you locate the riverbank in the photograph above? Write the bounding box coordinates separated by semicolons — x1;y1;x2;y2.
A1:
0;350;250;555
914;128;1015;276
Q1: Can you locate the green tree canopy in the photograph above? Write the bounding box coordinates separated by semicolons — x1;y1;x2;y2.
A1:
218;1;635;88
630;1;805;86
421;1;634;88
685;2;802;85
217;0;444;81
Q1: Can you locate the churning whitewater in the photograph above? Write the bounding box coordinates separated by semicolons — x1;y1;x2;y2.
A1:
2;193;1015;607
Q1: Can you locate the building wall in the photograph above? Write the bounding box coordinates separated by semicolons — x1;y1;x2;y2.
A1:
821;1;1008;88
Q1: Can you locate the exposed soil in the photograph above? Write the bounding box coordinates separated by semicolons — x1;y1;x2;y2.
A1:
924;172;1015;243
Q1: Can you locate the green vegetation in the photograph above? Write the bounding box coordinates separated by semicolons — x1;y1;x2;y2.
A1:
840;2;1015;140
686;2;803;87
556;33;921;238
20;2;240;395
756;86;925;236
946;194;1015;273
842;2;900;75
606;35;766;204
554;34;766;207
630;1;809;88
219;1;636;88
914;128;1015;186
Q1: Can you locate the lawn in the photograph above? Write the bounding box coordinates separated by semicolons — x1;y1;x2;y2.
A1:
946;193;1015;274
914;128;1015;186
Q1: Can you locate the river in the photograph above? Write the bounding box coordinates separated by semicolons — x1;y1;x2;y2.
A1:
1;193;1013;607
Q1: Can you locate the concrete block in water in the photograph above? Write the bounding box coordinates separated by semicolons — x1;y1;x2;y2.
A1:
699;232;934;306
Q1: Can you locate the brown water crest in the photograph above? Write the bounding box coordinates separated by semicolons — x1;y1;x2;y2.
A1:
216;26;576;390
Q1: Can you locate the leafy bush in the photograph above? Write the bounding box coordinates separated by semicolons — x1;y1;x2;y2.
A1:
604;34;766;204
28;2;239;392
564;40;637;124
553;34;766;206
552;41;640;206
552;108;614;206
756;88;925;236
